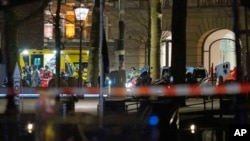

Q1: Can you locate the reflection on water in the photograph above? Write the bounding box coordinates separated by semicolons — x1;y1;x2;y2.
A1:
0;92;250;141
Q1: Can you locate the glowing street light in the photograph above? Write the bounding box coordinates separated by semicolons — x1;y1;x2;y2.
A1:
74;4;89;87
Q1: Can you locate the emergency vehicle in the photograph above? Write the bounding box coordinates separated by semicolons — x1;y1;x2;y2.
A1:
215;62;236;83
19;48;89;85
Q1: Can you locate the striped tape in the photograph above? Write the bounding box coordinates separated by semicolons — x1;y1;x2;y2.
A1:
126;83;250;97
0;83;250;97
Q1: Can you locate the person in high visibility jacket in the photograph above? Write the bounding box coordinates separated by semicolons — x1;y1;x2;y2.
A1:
72;68;87;81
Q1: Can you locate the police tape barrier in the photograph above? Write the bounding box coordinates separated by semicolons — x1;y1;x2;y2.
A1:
124;83;250;97
0;83;250;97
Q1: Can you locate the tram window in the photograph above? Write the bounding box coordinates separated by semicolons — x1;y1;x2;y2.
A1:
31;55;43;69
73;62;88;71
22;55;29;66
65;63;74;76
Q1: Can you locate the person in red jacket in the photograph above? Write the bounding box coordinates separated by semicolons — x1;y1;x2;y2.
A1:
41;65;53;87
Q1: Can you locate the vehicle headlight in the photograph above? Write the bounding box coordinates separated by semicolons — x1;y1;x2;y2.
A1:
125;82;132;88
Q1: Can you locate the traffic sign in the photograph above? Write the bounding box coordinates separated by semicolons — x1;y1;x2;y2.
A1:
13;62;21;79
13;62;21;94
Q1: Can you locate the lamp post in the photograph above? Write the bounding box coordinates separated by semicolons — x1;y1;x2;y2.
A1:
75;4;89;87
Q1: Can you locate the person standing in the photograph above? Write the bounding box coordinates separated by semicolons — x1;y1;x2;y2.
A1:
26;66;32;86
23;65;32;86
31;65;41;87
40;65;53;87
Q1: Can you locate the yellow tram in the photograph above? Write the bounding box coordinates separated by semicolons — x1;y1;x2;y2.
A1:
19;48;89;81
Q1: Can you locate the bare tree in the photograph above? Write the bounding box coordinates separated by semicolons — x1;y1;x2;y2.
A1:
1;1;50;140
150;0;162;80
87;0;100;87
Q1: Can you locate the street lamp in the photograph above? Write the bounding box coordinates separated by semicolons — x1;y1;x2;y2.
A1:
75;4;89;87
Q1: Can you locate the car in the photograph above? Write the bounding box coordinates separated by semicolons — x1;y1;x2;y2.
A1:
160;66;171;79
161;66;208;83
192;67;208;82
186;66;208;83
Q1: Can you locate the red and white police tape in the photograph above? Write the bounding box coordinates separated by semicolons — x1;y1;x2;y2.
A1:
0;83;250;97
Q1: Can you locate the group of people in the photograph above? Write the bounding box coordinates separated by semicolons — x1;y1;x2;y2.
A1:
21;65;53;87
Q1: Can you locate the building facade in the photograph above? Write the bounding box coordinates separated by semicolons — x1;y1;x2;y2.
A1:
109;0;249;75
0;0;249;80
